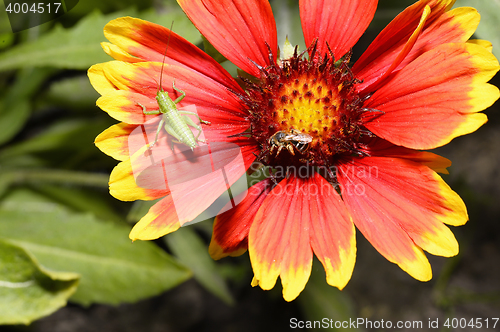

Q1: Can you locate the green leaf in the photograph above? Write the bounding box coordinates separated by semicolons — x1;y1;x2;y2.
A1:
43;75;101;110
0;12;104;71
0;188;191;306
165;226;234;305
0;10;131;71
0;67;54;145
0;119;106;161
0;8;11;34
0;99;30;146
298;261;358;331
0;33;14;50
0;169;110;199
0;6;203;72
0;239;79;325
33;184;122;223
454;0;500;58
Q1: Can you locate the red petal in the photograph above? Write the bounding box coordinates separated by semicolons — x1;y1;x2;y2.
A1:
249;175;313;301
209;178;274;259
361;137;451;174
364;43;499;149
130;141;251;241
309;173;356;289
299;0;377;59
96;61;249;131
360;5;431;94
354;0;479;92
177;0;278;77
130;140;250;188
337;156;468;281
229;137;260;170
103;17;242;92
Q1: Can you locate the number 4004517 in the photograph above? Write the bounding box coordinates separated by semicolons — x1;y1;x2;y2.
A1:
6;2;61;14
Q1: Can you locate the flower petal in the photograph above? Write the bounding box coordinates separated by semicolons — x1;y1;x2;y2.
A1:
129;141;253;241
97;90;158;124
177;0;278;77
117;61;245;113
249;175;315;302
468;39;493;53
360;138;452;174
361;5;431;93
109;159;169;202
92;61;249;136
88;63;116;95
338;156;468;280
209;178;274;259
309;173;356;290
100;42;141;63
95;122;137;161
129;196;182;241
103;17;242;92
364;43;500;149
299;0;377;59
354;0;480;92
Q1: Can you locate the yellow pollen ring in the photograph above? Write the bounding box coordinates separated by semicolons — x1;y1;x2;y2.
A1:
275;77;342;139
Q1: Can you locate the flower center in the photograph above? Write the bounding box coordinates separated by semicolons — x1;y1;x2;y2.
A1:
243;48;377;175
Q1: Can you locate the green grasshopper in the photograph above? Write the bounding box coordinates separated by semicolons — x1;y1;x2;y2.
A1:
138;81;210;151
138;25;210;151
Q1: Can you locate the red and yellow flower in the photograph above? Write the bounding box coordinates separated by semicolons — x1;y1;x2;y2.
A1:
88;0;499;301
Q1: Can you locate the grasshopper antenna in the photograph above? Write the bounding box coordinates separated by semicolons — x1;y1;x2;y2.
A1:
158;21;174;93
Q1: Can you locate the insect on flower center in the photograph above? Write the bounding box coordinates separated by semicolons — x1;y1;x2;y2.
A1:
243;46;377;173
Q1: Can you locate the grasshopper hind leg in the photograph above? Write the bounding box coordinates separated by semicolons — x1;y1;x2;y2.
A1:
180;115;207;143
178;110;211;126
